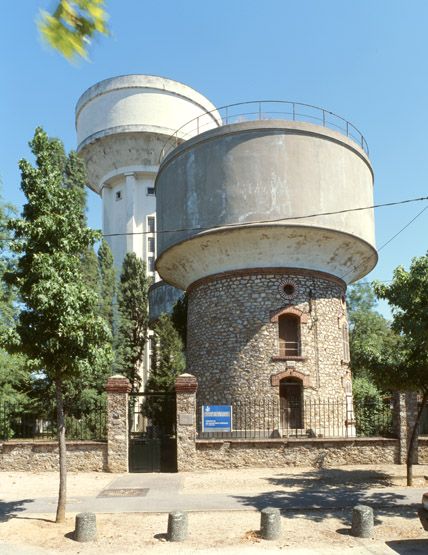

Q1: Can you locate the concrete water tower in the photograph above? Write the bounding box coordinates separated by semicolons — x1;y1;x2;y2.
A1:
155;103;376;436
75;74;221;384
75;74;221;271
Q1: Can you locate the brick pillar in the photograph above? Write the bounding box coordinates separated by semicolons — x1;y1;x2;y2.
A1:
175;373;198;472
106;374;132;473
394;391;419;465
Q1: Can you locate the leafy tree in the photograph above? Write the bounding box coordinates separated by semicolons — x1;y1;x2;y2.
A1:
1;128;112;522
347;281;396;381
98;239;116;334
115;253;150;393
171;293;188;349
373;252;428;485
353;376;392;437
148;313;185;392
143;313;185;428
38;0;109;61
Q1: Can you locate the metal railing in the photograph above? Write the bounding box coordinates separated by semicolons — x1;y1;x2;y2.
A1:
0;402;107;441
160;100;369;162
278;341;301;357
197;398;394;440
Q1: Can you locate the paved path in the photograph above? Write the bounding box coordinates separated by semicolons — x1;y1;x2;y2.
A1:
1;472;426;515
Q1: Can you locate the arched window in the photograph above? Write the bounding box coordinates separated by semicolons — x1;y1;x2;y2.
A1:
278;314;300;356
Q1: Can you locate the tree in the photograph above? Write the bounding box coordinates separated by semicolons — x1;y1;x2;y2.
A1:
347;282;396;381
373;252;428;486
1;128;112;522
98;239;116;335
38;0;109;61
171;293;188;349
115;253;150;393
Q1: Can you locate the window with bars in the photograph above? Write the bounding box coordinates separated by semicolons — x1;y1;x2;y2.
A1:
148;237;155;253
278;314;301;356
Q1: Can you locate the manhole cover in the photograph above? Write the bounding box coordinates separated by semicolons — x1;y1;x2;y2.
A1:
97;488;149;498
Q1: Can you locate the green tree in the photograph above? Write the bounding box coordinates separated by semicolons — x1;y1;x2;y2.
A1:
38;0;109;61
373;252;428;486
1;128;112;522
347;282;396;381
171;293;188;349
98;239;116;334
115;253;150;393
148;313;185;392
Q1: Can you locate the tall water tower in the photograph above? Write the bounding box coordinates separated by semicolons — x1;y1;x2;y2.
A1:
75;74;221;382
155;103;376;436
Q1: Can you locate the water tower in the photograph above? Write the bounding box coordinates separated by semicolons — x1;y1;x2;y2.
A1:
75;74;221;382
155;103;376;436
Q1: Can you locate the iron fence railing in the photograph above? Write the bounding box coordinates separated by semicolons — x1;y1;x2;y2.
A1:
160;100;369;162
197;398;395;440
0;402;107;441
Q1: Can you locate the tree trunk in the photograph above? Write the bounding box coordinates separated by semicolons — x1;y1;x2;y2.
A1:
406;390;428;486
55;374;67;523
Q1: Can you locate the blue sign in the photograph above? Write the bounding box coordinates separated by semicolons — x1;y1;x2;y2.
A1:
202;405;232;432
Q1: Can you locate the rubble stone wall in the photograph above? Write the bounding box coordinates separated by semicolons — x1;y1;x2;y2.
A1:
0;441;107;471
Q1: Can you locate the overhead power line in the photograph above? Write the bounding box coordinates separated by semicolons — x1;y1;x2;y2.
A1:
101;195;428;238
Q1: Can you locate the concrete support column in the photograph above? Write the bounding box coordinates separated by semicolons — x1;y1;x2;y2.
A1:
106;374;132;472
175;374;198;472
394;391;419;464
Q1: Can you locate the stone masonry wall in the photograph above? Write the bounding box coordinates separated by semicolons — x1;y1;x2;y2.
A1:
0;441;107;471
187;269;351;411
182;438;398;470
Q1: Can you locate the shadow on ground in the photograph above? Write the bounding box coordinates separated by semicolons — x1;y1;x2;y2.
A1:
233;469;421;524
0;499;33;523
386;539;428;554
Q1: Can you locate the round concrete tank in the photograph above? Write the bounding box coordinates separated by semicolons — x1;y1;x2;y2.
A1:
156;120;376;287
155;114;376;434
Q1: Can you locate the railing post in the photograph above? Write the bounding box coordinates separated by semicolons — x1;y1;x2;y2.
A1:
105;375;132;473
175;373;198;471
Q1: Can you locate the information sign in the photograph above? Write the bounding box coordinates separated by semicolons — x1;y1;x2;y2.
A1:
202;405;232;432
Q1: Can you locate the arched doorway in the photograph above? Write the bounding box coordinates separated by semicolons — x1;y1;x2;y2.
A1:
280;377;303;430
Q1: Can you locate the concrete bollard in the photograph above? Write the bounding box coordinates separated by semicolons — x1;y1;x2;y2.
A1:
260;507;281;540
167;511;188;542
422;492;428;510
74;512;97;542
351;505;374;538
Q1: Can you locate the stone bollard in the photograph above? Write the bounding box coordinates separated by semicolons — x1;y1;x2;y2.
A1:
167;511;188;542
260;507;281;540
423;492;428;511
74;512;97;542
351;505;374;538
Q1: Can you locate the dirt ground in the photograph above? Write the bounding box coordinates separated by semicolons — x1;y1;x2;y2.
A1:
1;465;427;553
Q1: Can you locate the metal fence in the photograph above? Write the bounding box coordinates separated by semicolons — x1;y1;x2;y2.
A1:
197;398;395;440
0;402;107;441
160;100;369;161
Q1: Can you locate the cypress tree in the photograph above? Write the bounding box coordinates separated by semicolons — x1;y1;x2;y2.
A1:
98;239;116;334
115;252;150;393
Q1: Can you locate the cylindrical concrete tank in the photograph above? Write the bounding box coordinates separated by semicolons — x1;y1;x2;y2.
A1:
156;120;376;287
156;116;376;434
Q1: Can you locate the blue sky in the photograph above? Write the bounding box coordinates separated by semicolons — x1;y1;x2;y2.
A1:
1;0;427;313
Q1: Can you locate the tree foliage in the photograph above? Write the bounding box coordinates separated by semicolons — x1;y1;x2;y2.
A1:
115;253;150;393
1;127;112;521
98;239;116;335
171;293;188;349
38;0;109;61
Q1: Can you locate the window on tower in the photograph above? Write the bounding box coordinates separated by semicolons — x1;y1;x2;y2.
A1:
147;216;155;233
147;187;155;196
278;314;301;357
148;256;155;273
148;237;155;253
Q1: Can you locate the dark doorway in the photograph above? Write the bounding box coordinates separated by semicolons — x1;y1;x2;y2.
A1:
280;378;303;430
128;392;177;472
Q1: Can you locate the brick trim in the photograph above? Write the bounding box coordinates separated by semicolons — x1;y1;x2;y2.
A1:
187;267;346;294
175;374;198;394
105;375;132;394
270;369;311;388
270;306;309;323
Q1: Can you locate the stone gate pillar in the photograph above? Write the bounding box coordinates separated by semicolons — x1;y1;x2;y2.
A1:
394;391;419;465
105;374;132;472
175;373;198;471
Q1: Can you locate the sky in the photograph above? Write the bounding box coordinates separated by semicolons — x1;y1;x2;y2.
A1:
1;0;427;316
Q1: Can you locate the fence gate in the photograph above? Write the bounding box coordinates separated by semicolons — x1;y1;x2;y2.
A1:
128;392;177;473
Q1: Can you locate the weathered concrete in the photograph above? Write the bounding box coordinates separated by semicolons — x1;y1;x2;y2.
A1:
74;512;97;542
260;507;281;540
156;120;376;288
351;505;374;538
167;511;188;542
